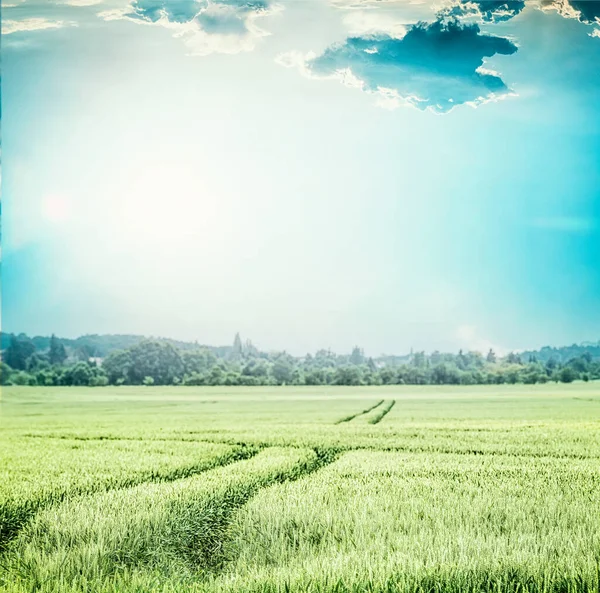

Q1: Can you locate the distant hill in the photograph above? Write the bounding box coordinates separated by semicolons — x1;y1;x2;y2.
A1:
1;332;599;363
0;333;233;359
520;342;600;364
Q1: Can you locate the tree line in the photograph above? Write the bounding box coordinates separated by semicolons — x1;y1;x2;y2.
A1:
1;332;599;387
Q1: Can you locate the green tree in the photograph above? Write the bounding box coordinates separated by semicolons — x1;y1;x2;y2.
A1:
506;352;522;365
4;336;35;371
127;341;184;385
349;346;364;366
183;349;216;375
12;371;36;386
559;367;578;383
411;351;426;369
49;334;68;366
334;365;362;386
103;350;133;385
272;356;294;385
231;332;243;360
63;362;94;386
0;362;13;385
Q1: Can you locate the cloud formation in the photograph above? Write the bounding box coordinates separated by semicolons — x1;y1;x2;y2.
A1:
280;19;517;113
443;0;526;22
100;0;280;55
541;0;600;25
60;0;104;5
2;17;78;34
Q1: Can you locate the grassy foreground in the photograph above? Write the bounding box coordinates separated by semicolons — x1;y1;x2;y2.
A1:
1;383;600;592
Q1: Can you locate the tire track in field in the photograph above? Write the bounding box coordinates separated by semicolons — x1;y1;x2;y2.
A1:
335;400;384;424
197;446;342;574
3;446;342;586
368;399;396;424
208;446;341;575
0;445;259;553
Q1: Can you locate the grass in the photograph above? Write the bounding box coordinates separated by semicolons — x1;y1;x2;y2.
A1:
4;448;323;591
1;383;600;592
0;438;251;551
219;450;600;592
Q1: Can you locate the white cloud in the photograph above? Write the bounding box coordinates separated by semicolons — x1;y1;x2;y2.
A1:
99;1;282;56
2;17;78;34
591;28;600;38
456;325;505;355
60;0;104;5
97;8;127;20
343;10;408;38
331;0;429;9
539;0;582;20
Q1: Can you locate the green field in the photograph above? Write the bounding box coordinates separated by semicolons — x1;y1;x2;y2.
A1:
1;384;600;592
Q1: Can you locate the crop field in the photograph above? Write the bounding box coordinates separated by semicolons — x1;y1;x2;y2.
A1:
1;383;600;592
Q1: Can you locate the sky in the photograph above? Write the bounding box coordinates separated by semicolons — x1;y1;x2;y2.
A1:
2;0;600;356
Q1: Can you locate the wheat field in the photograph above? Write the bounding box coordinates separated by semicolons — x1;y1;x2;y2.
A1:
1;384;599;592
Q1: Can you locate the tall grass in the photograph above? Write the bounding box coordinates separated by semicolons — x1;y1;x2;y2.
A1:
2;385;600;593
3;448;321;592
0;438;249;550
215;450;600;592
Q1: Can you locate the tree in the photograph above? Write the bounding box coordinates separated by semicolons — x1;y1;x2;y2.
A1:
12;371;36;386
430;351;442;365
0;362;13;385
305;368;326;385
3;336;35;371
103;350;133;385
486;349;497;364
378;367;397;385
242;359;269;379
349;346;364;366
431;363;461;385
272;356;294;385
127;341;184;385
207;365;225;386
334;365;362;386
49;334;68;366
232;332;243;360
62;362;96;386
559;367;578;383
75;344;96;361
506;352;522;365
183;349;216;375
411;351;426;369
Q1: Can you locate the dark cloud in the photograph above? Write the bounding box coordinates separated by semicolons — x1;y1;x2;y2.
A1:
541;0;600;25
444;1;526;22
570;0;600;24
298;19;517;113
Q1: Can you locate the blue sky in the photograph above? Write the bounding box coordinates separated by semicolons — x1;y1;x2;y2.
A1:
2;0;600;355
